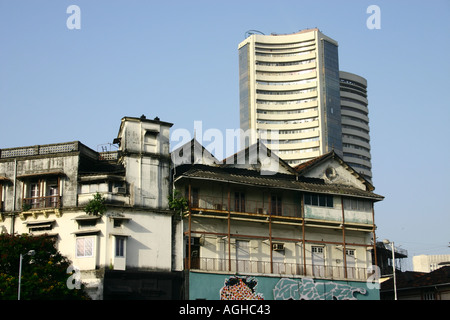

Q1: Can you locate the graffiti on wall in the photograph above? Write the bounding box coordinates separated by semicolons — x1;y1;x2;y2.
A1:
220;276;264;300
218;276;367;300
273;277;366;300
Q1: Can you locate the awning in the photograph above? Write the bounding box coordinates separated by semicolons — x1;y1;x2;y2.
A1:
73;215;101;221
109;232;131;237
72;229;101;236
24;219;56;227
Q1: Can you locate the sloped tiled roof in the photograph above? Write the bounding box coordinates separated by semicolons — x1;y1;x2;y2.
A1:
294;150;375;191
175;164;384;200
294;151;333;173
221;140;297;175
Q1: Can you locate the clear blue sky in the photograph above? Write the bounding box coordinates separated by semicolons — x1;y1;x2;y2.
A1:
1;0;449;269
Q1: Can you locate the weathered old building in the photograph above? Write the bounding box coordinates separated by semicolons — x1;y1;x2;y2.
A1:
1;116;385;300
0;115;183;299
173;141;384;300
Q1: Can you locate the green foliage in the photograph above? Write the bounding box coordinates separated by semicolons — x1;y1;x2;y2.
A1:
0;233;90;300
84;192;107;216
168;190;188;214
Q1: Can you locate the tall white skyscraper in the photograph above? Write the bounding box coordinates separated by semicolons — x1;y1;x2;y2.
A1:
238;28;372;181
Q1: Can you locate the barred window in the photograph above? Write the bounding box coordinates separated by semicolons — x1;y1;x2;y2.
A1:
76;237;94;257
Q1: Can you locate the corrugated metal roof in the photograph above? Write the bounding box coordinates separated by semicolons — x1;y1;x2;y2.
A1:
175;164;384;201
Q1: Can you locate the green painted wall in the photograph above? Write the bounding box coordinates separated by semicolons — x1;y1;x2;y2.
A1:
189;272;380;300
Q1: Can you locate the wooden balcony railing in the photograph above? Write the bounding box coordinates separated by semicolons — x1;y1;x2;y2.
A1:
23;196;61;210
190;195;301;218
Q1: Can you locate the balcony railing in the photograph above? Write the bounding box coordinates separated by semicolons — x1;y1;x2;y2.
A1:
186;257;370;281
190;195;301;218
23;196;61;210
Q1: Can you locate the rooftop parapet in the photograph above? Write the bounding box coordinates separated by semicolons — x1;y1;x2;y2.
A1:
0;141;119;161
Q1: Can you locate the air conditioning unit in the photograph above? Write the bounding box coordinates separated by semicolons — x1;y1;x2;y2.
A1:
113;187;126;194
272;243;285;251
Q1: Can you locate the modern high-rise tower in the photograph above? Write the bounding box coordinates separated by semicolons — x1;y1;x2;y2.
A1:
339;71;372;182
238;28;373;181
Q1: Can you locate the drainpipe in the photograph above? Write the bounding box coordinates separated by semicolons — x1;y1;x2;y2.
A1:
10;158;17;234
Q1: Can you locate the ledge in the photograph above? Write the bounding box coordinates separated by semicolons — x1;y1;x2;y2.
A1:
19;208;61;220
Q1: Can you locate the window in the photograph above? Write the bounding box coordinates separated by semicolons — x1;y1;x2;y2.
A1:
343;198;372;212
115;237;125;257
23;178;61;209
271;195;282;215
423;291;436;300
311;246;325;277
30;183;40;208
76;237;94;258
304;193;333;208
191;188;199;208
48;185;58;207
234;192;245;212
312;246;323;254
346;249;356;278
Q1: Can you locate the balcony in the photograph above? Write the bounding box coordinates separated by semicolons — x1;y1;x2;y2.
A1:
190;195;301;218
22;195;61;210
186;257;371;281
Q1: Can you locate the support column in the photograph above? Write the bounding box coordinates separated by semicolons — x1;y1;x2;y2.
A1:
341;197;347;279
301;193;306;276
227;186;231;271
371;202;378;270
268;192;273;274
188;183;191;270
